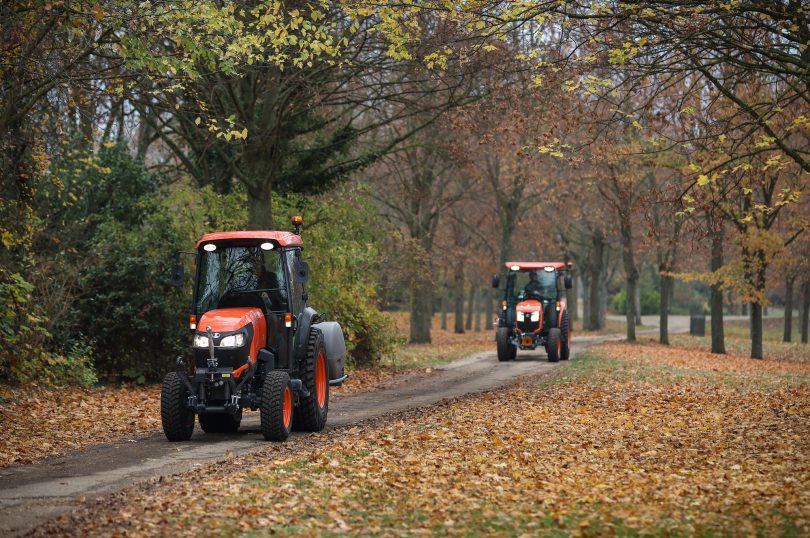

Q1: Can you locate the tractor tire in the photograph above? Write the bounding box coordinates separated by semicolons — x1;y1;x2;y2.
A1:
293;329;329;432
199;408;242;434
560;310;571;361
496;327;516;362
161;372;195;442
547;328;561;363
260;370;293;441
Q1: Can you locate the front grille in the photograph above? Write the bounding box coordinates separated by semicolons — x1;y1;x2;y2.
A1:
517;320;540;333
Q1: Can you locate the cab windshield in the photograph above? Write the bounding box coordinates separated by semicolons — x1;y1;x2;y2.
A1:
195;245;287;316
514;269;558;300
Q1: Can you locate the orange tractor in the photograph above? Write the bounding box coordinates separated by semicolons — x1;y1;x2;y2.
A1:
162;217;347;442
492;262;573;362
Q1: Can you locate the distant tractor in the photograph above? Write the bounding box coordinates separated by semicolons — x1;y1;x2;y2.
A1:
492;262;573;362
161;217;347;442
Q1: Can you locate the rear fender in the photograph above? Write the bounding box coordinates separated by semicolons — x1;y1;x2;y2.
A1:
293;307;320;365
312;321;346;381
557;298;568;328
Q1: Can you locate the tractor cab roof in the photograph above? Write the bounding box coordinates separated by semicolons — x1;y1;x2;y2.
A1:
505;261;570;271
196;231;303;249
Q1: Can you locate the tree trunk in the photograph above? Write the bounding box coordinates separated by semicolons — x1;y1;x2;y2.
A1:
744;247;768;359
440;291;448;331
474;288;482;332
709;220;725;354
247;186;274;230
587;234;606;331
800;281;810;344
634;284;643;326
750;302;763;359
409;281;433;344
619;214;638;342
454;263;465;334
581;274;591;330
784;275;795;343
598;271;608;329
659;274;672;345
465;282;475;331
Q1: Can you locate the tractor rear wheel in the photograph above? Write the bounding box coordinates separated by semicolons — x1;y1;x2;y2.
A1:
294;329;329;432
260;370;293;441
496;327;516;361
560;310;571;361
547;328;561;363
161;372;195;442
199;409;242;433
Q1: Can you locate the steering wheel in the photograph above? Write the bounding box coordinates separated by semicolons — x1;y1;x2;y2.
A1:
525;290;543;300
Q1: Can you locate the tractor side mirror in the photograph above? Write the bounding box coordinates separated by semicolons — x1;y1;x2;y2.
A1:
564;274;573;290
491;274;500;289
297;261;309;283
169;264;184;287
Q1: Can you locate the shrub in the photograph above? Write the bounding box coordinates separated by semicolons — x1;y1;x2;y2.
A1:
274;186;400;366
611;288;660;316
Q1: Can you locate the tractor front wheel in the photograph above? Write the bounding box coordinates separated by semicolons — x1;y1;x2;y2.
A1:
199;409;242;434
547;328;561;363
260;371;293;441
161;372;195;442
496;327;516;362
294;329;329;432
560;310;571;361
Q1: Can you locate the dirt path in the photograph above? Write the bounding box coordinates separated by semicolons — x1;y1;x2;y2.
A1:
0;317;693;536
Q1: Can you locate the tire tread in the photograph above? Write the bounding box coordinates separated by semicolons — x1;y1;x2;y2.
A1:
161;372;194;442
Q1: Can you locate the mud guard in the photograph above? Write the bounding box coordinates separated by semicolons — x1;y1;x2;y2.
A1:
313;321;347;383
293;307;320;362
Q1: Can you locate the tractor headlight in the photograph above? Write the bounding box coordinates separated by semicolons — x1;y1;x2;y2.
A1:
516;311;524;322
193;333;245;348
219;334;245;348
531;311;540;322
193;334;210;348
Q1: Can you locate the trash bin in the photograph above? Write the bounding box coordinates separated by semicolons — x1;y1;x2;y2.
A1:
689;314;706;336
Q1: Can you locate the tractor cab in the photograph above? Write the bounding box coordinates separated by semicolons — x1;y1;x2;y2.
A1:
492;261;573;362
161;218;347;443
190;230;305;374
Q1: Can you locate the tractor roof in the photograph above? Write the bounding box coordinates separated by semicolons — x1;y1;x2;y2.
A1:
505;261;570;271
196;231;303;248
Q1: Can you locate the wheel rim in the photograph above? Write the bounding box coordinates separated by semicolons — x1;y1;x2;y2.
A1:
283;386;292;428
316;351;327;408
557;334;561;356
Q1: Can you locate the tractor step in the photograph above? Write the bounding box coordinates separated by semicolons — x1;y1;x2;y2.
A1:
290;378;310;397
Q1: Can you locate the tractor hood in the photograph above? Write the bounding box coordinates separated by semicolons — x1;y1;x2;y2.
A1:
198;307;264;334
516;300;542;313
195;307;267;367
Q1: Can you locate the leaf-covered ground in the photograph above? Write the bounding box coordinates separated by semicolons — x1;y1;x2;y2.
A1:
0;366;422;469
37;340;810;537
0;385;160;467
0;317;489;468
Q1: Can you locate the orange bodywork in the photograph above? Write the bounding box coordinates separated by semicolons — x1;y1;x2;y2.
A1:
196;230;302;248
505;261;571;271
197;307;267;365
516;299;543;334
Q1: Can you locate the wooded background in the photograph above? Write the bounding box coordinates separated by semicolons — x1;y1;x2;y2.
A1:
2;0;808;385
